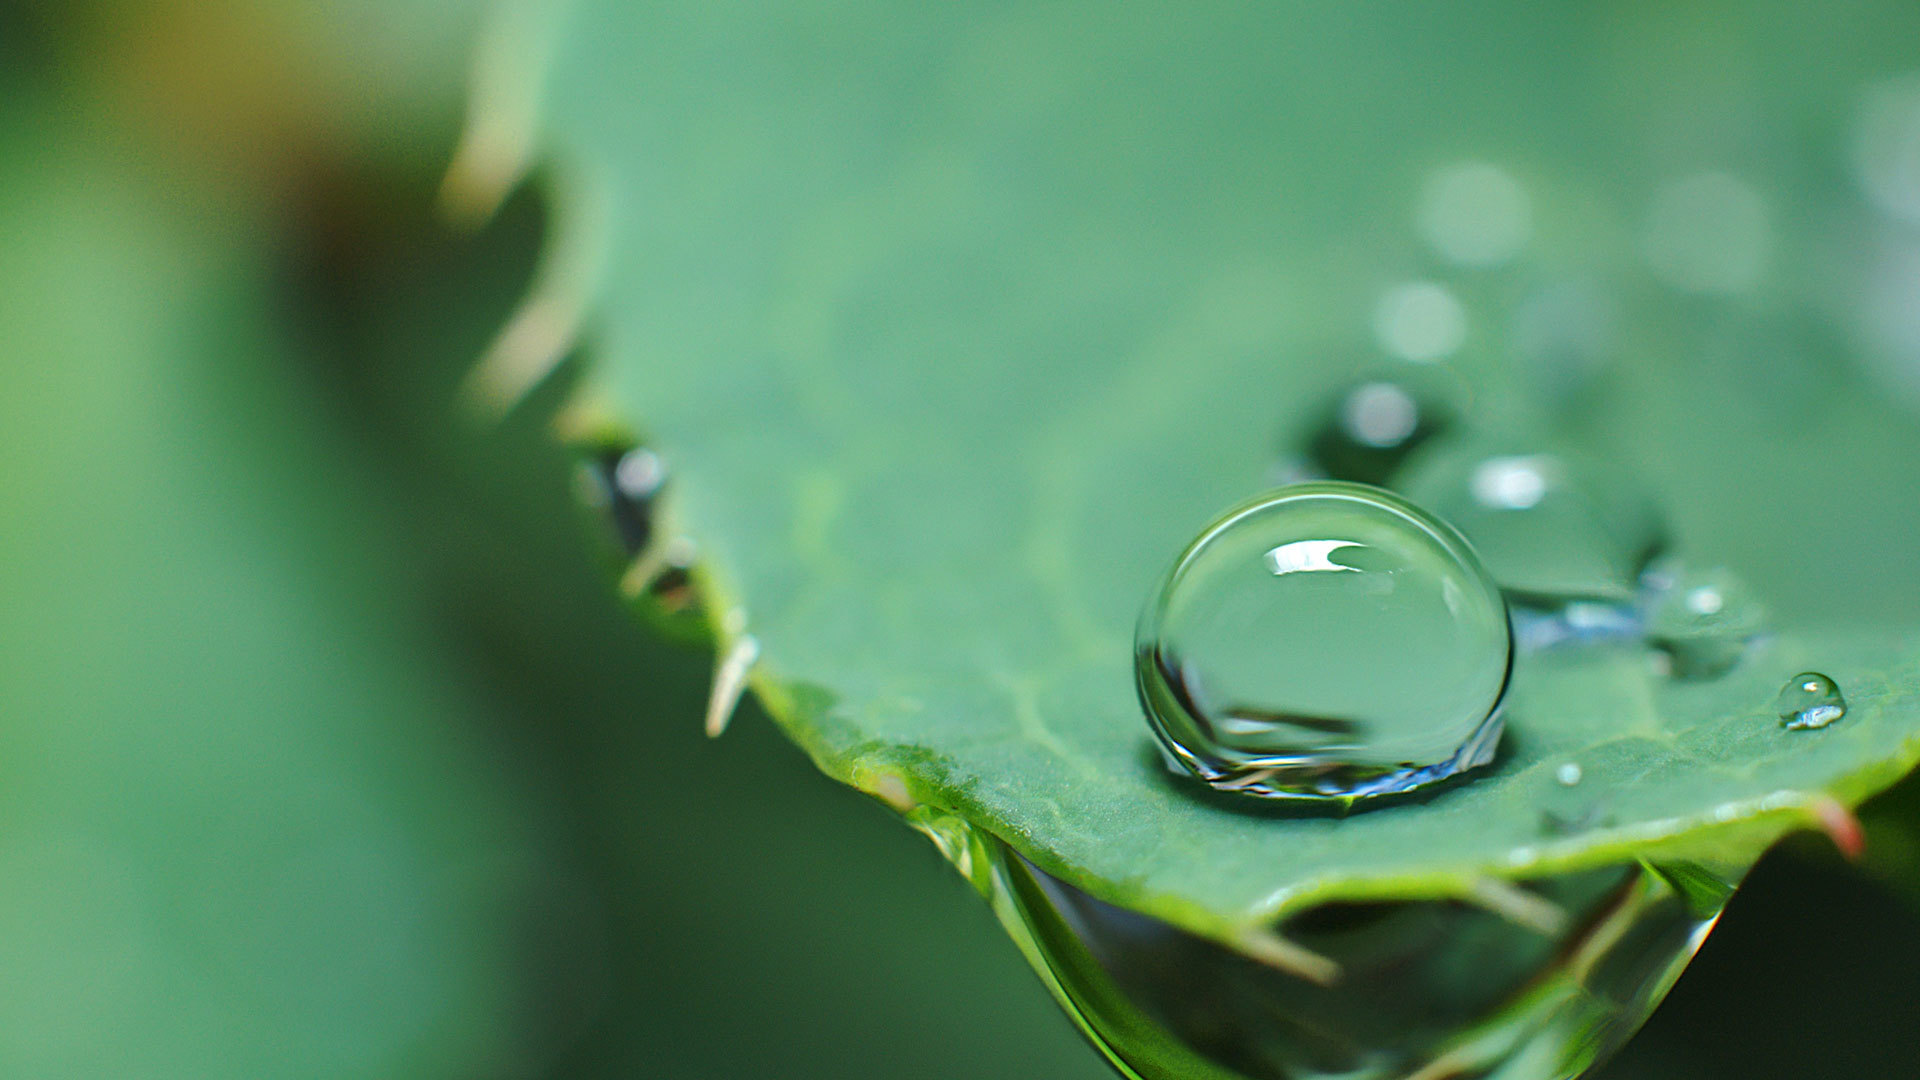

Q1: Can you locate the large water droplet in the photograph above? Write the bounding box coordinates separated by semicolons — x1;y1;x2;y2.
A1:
1135;483;1511;802
988;842;1729;1080
1644;563;1766;680
1777;672;1846;731
1396;437;1667;605
1296;366;1464;487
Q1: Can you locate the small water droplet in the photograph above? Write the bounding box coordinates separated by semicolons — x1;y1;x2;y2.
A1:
990;843;1728;1080
1372;280;1468;362
1778;672;1847;731
1397;437;1668;605
1342;381;1420;448
614;446;665;500
1295;366;1463;486
904;806;994;894
1645;563;1766;680
577;444;665;557
1417;161;1532;267
1540;758;1613;835
1136;482;1511;801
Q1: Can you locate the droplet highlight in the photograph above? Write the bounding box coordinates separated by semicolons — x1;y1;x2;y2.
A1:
1778;672;1846;731
1135;482;1512;801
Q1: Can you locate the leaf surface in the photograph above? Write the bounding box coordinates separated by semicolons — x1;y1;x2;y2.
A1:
535;0;1920;937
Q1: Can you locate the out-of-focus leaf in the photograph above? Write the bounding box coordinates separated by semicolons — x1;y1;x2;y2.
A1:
0;98;542;1078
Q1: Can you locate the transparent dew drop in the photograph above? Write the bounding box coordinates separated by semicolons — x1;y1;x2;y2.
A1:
1135;483;1511;802
1778;672;1847;731
577;444;665;557
1540;758;1614;836
1297;366;1464;487
1644;563;1767;680
980;840;1730;1080
1416;161;1532;268
1396;436;1668;606
1372;281;1468;362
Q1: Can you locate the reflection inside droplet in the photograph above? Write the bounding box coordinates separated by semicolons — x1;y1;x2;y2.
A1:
1264;538;1364;576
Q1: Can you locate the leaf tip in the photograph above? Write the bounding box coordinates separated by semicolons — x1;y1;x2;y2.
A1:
1811;794;1866;860
704;632;760;738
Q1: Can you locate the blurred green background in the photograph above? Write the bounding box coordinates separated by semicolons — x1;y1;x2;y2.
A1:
3;2;1920;1078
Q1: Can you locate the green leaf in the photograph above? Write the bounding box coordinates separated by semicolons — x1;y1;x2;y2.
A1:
529;0;1920;941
